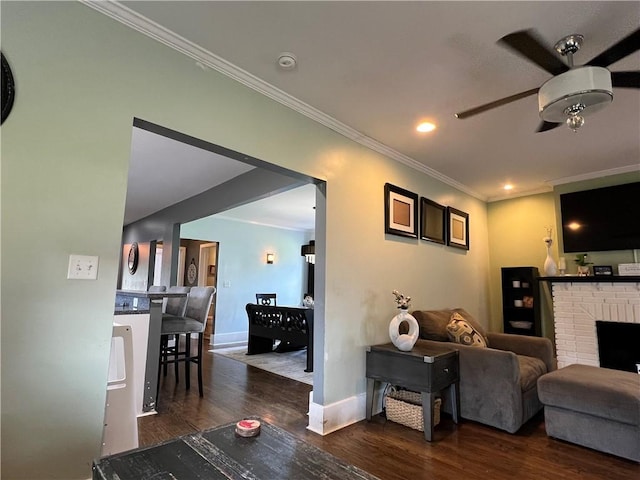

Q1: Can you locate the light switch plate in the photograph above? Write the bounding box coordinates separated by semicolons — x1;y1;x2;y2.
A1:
68;254;99;280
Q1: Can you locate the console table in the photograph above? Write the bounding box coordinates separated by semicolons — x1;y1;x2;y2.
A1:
365;342;459;441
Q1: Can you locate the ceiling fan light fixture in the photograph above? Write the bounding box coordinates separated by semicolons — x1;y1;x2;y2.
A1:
538;66;613;124
566;114;585;132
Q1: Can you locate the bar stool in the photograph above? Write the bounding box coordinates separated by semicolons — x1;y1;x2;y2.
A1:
160;286;215;396
159;286;191;379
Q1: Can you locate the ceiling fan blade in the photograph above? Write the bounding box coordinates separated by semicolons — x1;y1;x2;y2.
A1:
499;29;569;75
455;88;539;119
586;28;640;67
611;71;640;88
536;121;562;133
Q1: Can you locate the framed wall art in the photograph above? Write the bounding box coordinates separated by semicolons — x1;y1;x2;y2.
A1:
384;183;418;238
420;197;446;244
447;207;469;250
127;242;139;274
593;265;613;276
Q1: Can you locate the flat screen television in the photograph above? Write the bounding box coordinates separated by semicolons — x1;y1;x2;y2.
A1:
560;182;640;253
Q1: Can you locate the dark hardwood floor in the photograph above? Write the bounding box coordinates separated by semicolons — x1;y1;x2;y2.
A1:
139;350;639;480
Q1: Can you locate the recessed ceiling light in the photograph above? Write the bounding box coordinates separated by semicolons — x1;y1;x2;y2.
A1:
504;184;514;191
416;122;436;133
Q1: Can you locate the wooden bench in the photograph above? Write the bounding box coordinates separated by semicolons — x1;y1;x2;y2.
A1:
245;303;313;372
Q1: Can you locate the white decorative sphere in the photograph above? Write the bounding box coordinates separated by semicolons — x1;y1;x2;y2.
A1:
389;310;419;351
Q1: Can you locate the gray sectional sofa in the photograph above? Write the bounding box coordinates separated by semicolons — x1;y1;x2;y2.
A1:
410;308;556;433
537;363;640;462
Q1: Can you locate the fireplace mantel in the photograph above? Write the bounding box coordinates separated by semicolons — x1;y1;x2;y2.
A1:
538;275;640;283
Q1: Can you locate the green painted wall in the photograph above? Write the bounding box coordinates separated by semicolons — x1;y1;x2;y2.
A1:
487;171;640;342
487;193;558;337
1;3;490;478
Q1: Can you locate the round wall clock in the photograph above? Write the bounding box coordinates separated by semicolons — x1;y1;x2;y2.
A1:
128;242;139;275
1;52;16;125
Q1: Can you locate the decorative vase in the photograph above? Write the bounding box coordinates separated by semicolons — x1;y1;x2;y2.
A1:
389;308;419;352
544;246;558;276
543;233;558;276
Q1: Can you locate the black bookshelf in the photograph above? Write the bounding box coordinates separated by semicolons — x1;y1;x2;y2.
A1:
501;266;541;336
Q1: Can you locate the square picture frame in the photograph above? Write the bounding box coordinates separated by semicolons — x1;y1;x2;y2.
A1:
384;183;418;238
420;197;446;244
447;206;469;250
593;265;613;276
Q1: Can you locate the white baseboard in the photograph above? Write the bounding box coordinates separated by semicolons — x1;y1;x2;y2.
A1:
306;383;388;435
306;390;367;435
211;331;247;348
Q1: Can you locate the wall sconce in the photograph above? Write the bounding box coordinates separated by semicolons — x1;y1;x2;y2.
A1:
266;253;275;264
300;240;315;264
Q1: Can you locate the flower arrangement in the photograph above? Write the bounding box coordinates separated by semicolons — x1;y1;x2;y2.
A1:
392;290;411;310
543;227;553;248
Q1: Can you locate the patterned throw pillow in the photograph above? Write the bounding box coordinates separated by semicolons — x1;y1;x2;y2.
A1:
446;312;487;347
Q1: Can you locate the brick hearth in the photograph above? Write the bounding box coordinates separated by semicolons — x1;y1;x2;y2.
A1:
550;281;640;368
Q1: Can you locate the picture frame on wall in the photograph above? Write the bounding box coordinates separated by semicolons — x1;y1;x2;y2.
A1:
384;183;418;238
420;197;446;244
447;207;469;250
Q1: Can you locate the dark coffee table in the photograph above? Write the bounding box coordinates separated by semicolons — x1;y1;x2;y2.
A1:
366;342;460;441
93;420;379;479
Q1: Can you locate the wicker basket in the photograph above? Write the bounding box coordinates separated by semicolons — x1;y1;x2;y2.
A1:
385;389;441;432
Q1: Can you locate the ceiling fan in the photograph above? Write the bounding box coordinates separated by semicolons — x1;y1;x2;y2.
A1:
455;27;640;132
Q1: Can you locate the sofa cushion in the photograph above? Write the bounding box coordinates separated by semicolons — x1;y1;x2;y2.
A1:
411;308;490;344
447;312;487;347
517;355;547;391
411;309;452;341
451;308;489;346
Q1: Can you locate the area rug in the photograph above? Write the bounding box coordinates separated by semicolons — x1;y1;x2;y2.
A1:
211;346;313;385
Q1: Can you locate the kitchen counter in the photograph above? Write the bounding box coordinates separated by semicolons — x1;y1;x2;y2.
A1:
113;289;188;413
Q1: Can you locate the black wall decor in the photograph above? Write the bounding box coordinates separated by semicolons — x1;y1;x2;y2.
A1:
1;53;16;124
127;243;139;275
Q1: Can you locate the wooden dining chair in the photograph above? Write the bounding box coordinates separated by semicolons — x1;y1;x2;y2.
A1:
255;293;277;306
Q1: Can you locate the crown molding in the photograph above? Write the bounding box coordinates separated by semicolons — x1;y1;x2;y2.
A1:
487;186;554;203
80;0;485;201
547;164;640;186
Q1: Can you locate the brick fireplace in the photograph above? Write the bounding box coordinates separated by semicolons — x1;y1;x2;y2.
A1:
548;279;640;369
